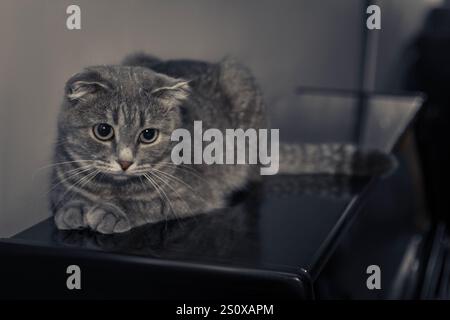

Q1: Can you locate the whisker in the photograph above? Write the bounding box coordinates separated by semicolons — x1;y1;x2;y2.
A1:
64;164;94;175
143;173;184;229
137;162;201;176
149;171;193;217
52;169;99;210
62;169;99;206
150;171;203;225
143;173;167;208
34;159;94;174
156;162;201;173
137;162;213;191
143;173;173;216
158;163;214;188
150;168;207;204
45;165;94;195
139;175;167;225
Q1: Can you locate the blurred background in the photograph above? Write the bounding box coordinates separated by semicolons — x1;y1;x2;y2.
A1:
1;0;450;299
0;0;439;237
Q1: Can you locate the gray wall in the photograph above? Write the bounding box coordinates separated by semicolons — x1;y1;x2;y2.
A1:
0;0;429;237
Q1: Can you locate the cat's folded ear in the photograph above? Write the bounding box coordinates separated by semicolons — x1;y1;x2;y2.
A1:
142;78;191;109
65;70;113;103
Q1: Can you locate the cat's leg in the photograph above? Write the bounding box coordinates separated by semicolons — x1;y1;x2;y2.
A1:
83;197;167;234
80;183;225;234
54;200;89;230
84;202;132;234
55;200;136;234
83;195;216;234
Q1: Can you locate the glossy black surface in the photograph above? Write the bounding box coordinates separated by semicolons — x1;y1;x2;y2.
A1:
10;175;368;275
0;91;423;299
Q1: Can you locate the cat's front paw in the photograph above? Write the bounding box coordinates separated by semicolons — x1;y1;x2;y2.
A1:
54;201;88;230
84;204;131;234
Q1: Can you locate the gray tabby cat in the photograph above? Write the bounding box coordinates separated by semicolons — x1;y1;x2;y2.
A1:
51;54;393;234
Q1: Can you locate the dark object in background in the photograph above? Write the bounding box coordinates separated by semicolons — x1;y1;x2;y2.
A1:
405;7;450;225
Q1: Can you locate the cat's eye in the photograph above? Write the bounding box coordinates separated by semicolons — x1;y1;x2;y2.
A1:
139;128;159;144
93;123;114;141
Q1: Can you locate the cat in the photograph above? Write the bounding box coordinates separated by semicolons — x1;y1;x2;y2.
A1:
51;54;395;234
52;175;365;260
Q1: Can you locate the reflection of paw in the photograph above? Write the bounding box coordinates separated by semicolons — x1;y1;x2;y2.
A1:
84;204;131;234
54;201;87;230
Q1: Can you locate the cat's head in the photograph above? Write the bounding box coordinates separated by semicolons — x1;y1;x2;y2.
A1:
58;65;190;180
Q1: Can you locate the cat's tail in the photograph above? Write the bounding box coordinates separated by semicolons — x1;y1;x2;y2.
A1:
279;143;397;177
122;52;162;69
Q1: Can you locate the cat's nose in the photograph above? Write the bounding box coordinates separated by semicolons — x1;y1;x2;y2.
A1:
118;160;133;171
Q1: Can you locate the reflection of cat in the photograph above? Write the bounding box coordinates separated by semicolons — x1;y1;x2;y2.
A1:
51;54;394;234
51;175;363;262
53;186;262;264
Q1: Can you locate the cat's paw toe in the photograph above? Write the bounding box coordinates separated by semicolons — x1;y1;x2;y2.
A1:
54;203;86;230
84;205;131;234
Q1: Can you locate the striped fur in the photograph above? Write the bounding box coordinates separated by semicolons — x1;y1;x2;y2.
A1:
51;54;396;234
